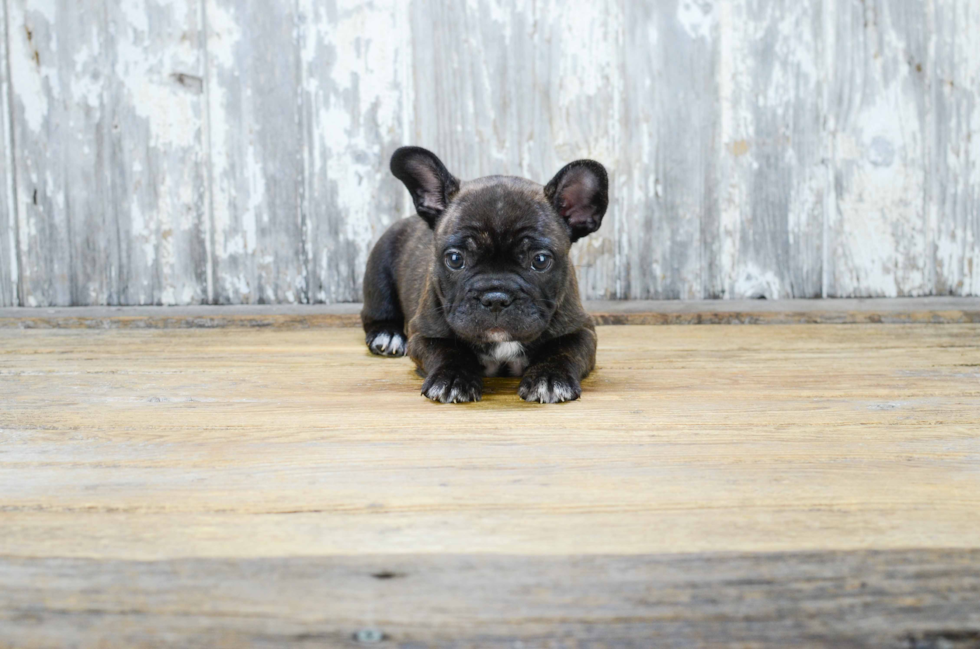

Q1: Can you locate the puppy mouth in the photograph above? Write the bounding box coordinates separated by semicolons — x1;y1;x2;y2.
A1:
485;328;512;343
443;294;550;345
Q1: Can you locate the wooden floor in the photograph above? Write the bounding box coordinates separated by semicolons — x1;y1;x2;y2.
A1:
1;323;979;647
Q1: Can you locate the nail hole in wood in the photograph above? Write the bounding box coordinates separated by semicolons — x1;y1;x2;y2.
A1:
371;571;403;580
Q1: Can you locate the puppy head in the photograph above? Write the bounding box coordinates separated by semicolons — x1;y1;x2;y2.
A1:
391;147;608;344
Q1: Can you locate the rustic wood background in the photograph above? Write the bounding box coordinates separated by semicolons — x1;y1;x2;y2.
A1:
1;0;978;307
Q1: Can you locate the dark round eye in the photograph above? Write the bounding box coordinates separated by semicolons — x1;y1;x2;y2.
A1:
444;250;465;270
530;251;553;272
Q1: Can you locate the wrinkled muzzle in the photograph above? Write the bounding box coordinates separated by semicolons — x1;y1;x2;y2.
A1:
443;274;551;344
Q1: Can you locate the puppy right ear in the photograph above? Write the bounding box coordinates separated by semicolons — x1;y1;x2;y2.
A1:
390;147;460;228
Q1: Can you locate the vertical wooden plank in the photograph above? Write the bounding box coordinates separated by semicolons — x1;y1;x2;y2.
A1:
410;0;624;300
106;0;210;305
931;0;980;296
824;0;931;297
299;0;414;304
0;0;19;306
621;0;713;300
205;0;306;304
543;0;623;300
708;0;825;299
409;0;550;182
6;0;208;306
7;0;88;306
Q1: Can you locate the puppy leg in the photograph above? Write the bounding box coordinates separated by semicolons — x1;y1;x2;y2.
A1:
408;336;483;403
361;233;406;357
519;328;597;404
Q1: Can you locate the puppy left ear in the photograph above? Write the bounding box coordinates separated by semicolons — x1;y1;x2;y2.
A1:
390;146;460;229
544;160;609;242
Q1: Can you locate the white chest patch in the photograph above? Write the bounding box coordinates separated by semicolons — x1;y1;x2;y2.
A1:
480;342;527;377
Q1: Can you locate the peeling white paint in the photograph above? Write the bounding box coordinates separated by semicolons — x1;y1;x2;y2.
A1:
241;141;263;254
204;0;241;266
301;0;412;303
716;0;747;298
554;0;619;102
27;0;57;22
733;264;782;300
932;0;980;297
713;0;827;299
3;0;980;306
114;22;199;149
8;3;52;134
551;0;623;299
203;1;238;68
676;0;715;42
830;21;929;297
0;0;17;306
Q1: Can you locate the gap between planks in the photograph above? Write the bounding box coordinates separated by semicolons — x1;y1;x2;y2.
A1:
0;297;979;329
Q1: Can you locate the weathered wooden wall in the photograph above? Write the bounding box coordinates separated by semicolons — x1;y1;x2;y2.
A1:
1;0;978;306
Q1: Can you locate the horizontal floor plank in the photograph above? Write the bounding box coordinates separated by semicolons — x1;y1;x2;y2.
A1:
1;551;978;648
2;324;979;646
1;325;978;559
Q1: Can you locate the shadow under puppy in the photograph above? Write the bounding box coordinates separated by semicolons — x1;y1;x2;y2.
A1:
361;147;609;404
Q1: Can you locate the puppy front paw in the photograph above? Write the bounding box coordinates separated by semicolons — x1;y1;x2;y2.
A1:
366;329;407;357
518;366;581;404
421;367;482;404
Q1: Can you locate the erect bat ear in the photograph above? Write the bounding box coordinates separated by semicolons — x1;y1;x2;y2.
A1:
390;147;460;229
544;160;609;242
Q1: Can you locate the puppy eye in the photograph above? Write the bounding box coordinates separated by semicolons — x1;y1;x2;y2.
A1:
444;250;465;270
530;251;553;272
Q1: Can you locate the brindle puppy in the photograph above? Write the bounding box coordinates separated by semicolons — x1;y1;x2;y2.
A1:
361;146;608;404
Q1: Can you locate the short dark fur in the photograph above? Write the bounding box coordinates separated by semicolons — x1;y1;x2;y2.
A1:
361;147;609;404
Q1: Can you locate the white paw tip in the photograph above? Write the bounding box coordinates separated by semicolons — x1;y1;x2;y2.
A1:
522;378;578;404
369;332;405;356
388;333;406;355
423;379;480;404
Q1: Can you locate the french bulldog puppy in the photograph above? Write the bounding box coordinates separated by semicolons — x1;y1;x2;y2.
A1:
361;146;608;404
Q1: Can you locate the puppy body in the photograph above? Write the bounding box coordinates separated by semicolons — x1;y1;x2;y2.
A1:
362;148;608;404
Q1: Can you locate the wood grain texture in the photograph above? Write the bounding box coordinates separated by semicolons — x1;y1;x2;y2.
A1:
105;0;210;307
825;0;932;297
621;0;707;300
5;0;208;307
1;325;978;560
205;0;306;305
1;551;979;648
709;0;826;299
4;0;980;306
931;0;980;297
0;324;979;646
7;0;91;306
0;0;17;307
299;0;413;305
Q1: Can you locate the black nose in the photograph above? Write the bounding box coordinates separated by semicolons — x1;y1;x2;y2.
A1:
480;291;513;313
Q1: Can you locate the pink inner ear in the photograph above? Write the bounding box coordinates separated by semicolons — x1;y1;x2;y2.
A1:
561;202;595;227
559;170;599;226
406;159;445;210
